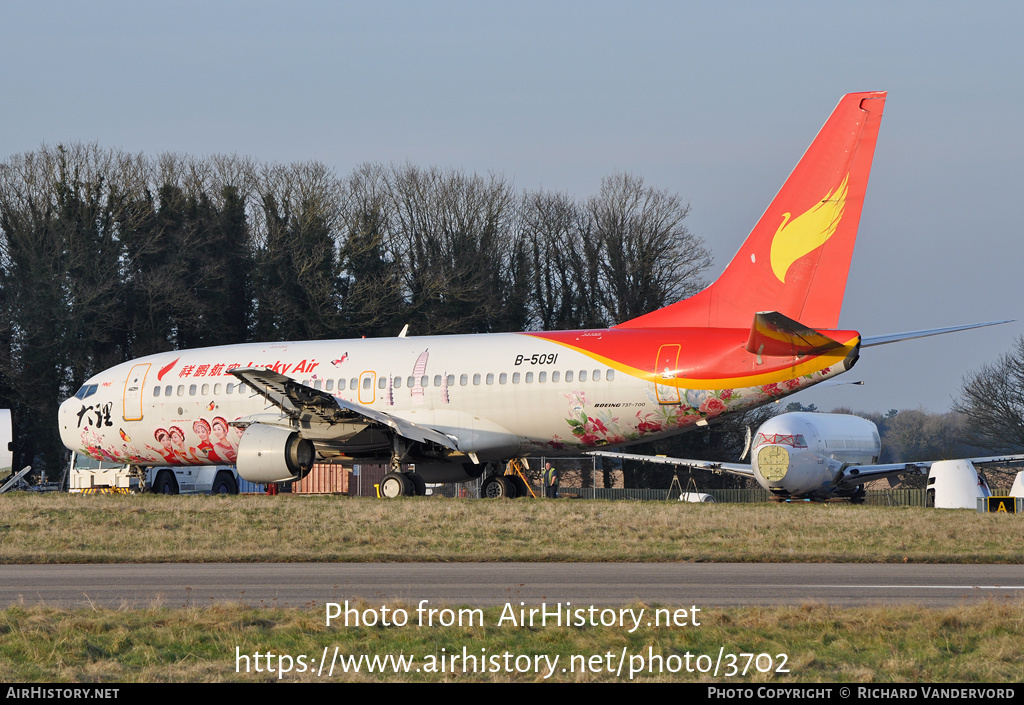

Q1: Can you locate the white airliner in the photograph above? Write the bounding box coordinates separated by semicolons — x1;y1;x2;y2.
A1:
594;412;1024;503
55;92;1007;497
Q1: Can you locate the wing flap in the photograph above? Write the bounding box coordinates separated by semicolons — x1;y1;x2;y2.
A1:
228;368;460;451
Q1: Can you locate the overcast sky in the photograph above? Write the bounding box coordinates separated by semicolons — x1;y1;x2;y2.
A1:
2;1;1021;413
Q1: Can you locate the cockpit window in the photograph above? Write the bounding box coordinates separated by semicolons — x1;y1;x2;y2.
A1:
755;432;807;448
74;384;98;400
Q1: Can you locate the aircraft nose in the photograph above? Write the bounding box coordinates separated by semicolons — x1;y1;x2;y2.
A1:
58;394;82;452
754;445;790;486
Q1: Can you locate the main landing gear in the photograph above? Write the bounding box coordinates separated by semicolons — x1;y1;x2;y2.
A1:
379;471;426;498
480;459;534;499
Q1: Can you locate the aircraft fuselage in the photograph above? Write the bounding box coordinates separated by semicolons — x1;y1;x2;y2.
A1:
750;412;880;497
58;327;859;469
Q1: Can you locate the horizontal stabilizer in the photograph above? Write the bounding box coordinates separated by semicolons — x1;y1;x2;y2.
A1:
745;311;846;357
861;320;1011;347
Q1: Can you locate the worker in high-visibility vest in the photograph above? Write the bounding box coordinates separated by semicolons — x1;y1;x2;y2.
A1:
544;462;559;498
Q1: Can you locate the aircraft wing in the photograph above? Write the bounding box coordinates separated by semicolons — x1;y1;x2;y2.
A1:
228;368;460;450
837;454;1024;489
589;450;755;477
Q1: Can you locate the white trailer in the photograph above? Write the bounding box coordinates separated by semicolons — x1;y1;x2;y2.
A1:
67;453;240;495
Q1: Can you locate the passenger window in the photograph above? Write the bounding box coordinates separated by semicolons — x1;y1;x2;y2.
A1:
408;376;415;388
201;384;210;395
565;371;574;383
525;372;534;383
538;371;546;383
499;373;508;385
552;371;560;383
473;373;481;385
607;369;615;381
486;373;494;385
214;383;222;394
460;374;469;386
189;384;197;396
177;385;185;396
325;380;333;391
378;377;386;389
434;375;442;387
314;380;322;390
421;375;428;388
362;377;371;390
512;372;521;384
166;385;173;397
350;378;358;390
394;376;402;389
338;379;346;391
447;374;455;386
579;370;587;382
153;387;161;397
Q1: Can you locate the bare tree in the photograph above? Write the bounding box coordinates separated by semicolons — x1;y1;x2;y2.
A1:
253;161;343;341
953;336;1024;453
385;164;523;334
520;189;605;329
588;173;711;323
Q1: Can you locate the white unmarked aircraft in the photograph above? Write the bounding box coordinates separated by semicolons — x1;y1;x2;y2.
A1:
594;412;1024;504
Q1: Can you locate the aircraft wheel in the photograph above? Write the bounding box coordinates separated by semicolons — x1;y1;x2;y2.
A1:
380;472;410;498
510;475;531;498
212;472;238;495
408;473;427;496
153;471;179;495
481;475;515;499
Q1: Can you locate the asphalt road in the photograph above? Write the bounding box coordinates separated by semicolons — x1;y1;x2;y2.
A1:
4;563;1024;609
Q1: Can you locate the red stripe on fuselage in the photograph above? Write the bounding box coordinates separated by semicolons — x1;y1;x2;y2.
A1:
521;328;859;384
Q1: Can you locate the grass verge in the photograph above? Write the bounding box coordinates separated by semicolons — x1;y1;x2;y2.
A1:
1;493;1022;563
1;601;1021;682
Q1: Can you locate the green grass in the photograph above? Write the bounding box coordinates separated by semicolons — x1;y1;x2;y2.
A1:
4;493;1022;683
1;492;1022;564
1;601;1021;682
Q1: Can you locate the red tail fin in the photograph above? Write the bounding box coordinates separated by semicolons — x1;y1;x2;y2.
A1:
617;91;886;330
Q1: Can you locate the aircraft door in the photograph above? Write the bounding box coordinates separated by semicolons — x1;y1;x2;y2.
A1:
123;364;151;422
654;344;681;405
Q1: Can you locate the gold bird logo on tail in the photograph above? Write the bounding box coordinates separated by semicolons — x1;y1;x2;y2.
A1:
770;174;849;283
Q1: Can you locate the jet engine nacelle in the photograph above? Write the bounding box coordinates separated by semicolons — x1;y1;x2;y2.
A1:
927;459;991;509
1011;472;1024;498
236;423;314;484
